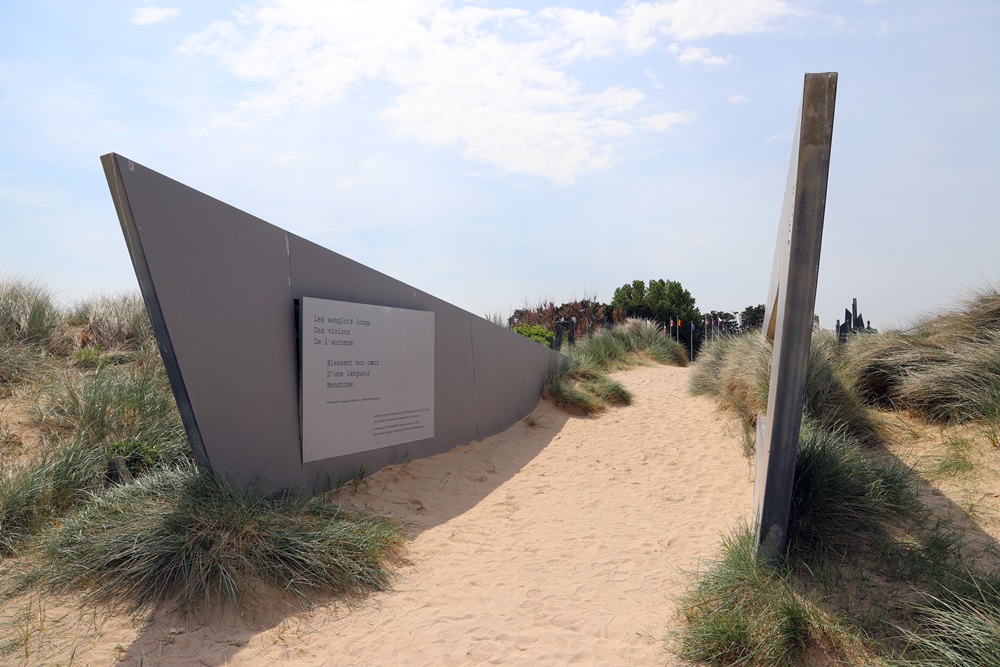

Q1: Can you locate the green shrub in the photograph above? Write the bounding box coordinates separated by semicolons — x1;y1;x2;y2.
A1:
512;323;554;346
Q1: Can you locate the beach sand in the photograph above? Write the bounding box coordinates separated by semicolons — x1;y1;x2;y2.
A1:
7;364;755;666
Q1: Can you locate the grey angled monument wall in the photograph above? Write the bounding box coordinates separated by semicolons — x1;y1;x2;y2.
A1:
101;153;559;495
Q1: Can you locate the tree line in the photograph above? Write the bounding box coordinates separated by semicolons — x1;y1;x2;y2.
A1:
506;279;766;350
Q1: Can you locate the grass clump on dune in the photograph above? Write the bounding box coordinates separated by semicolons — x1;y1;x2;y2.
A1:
0;278;62;396
895;579;1000;667
690;330;882;450
676;523;856;667
676;423;921;665
544;319;686;414
0;342;48;397
786;422;917;562
0;362;190;556
0;357;192;557
6;465;403;614
0;277;60;346
0;279;403;624
67;293;154;350
679;285;1000;666
35;362;186;472
0;437;109;557
843;286;1000;426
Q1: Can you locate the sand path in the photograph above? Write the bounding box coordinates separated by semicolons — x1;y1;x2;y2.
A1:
103;365;753;666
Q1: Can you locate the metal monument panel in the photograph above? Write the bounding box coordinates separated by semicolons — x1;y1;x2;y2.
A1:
300;297;434;462
754;72;838;561
101;154;559;494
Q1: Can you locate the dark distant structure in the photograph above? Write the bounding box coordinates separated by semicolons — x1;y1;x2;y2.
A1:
836;298;876;344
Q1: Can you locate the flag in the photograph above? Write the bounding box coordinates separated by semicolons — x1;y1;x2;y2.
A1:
691;321;695;331
678;319;681;327
670;318;674;327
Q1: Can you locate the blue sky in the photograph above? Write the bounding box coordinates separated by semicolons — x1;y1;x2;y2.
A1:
2;1;998;330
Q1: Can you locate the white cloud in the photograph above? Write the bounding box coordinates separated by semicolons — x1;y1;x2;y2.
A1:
667;43;733;67
180;0;806;183
640;110;697;132
622;0;800;42
131;6;180;26
727;94;749;105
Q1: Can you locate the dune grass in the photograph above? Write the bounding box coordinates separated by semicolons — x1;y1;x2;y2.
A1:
680;290;1000;665
0;278;62;396
0;279;406;627
0;277;60;346
843;286;1000;427
675;520;872;667
68;293;154;350
5;465;403;615
785;422;918;563
0;436;109;557
1;341;191;556
543;319;686;414
0;342;48;398
35;362;186;473
690;330;882;451
894;579;1000;667
673;420;987;665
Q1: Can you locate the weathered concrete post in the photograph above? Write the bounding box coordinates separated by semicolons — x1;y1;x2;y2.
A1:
754;72;838;561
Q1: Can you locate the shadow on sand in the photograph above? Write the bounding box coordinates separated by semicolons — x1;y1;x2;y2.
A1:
117;401;576;665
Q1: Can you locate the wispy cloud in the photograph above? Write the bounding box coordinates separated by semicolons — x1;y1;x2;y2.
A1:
641;110;697;132
131;6;180;26
179;0;805;183
667;43;733;67
621;0;801;42
727;94;750;105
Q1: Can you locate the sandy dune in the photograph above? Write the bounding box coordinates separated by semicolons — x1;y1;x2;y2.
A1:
118;365;752;666
16;364;754;666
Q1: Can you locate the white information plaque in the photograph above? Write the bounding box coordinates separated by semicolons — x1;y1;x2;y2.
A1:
300;297;434;463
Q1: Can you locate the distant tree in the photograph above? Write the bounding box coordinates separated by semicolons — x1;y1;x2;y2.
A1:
611;278;700;345
739;304;767;333
609;280;652;319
